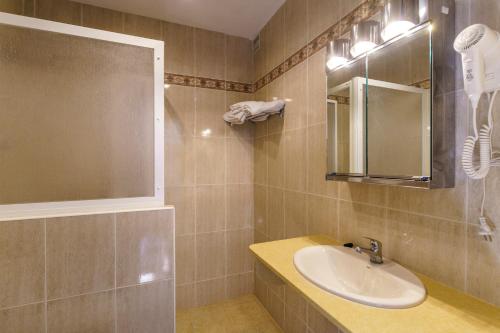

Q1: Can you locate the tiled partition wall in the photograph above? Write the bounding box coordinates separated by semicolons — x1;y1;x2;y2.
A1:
253;0;500;331
0;0;255;310
0;208;174;332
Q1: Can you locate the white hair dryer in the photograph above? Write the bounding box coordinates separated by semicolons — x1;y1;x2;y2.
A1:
454;24;500;240
454;24;500;179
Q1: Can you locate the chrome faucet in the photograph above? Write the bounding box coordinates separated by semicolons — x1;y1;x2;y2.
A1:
355;237;383;264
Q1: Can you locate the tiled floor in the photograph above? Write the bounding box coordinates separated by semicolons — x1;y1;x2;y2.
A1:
176;294;283;333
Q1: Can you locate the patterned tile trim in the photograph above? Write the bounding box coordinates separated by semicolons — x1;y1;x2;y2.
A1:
164;0;383;94
254;0;384;92
164;73;254;93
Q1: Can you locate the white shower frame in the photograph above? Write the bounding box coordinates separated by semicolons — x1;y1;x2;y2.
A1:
0;12;165;221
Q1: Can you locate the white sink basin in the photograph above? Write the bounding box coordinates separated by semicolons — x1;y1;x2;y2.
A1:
293;245;426;308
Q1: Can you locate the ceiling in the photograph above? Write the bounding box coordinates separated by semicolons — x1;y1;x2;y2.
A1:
77;0;285;39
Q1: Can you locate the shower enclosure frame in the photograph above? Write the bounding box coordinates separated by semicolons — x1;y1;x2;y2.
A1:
0;12;165;221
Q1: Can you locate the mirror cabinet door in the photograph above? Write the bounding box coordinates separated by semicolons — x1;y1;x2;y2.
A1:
326;58;366;176
366;27;432;179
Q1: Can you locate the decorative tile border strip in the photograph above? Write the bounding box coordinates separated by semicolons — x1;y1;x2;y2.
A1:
164;73;254;93
164;0;383;94
254;0;384;92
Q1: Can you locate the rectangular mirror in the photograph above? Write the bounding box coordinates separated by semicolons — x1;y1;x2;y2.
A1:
366;27;431;179
326;23;439;187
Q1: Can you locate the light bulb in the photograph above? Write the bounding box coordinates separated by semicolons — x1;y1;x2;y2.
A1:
381;20;416;41
326;56;348;70
350;21;380;58
326;39;351;70
350;41;378;58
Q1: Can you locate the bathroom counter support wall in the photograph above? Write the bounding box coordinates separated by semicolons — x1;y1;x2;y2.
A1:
0;206;175;332
250;236;500;333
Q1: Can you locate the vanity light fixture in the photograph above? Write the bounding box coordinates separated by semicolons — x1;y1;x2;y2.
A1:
380;0;420;42
326;39;351;70
350;20;381;58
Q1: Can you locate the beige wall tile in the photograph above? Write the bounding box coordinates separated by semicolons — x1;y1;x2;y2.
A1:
226;35;253;83
285;285;307;322
227;184;254;230
176;234;196;285
284;307;307;333
123;14;162;39
254;28;268;81
165;135;195;186
196;278;226;307
36;0;82;25
307;0;341;42
307;194;337;237
227;136;254;184
116;279;174;333
176;283;196;310
165;85;195;138
254;137;268;185
338;201;386;246
196;231;226;280
284;191;307;238
308;49;327;126
386;185;466;222
226;229;254;275
196;185;225;233
0;0;24;14
163;22;195;75
284;0;307;58
254;185;268;236
195;28;225;79
466;225;500;306
266;290;285;328
338;182;387;207
284;61;308;131
267;133;285;188
307;303;339;333
82;5;123;33
255;261;285;299
268;187;285;240
226;272;254;299
254;230;269;244
195;137;226;184
116;210;174;287
386;210;466;290
166;186;195;236
0;219;44;308
265;6;285;73
284;128;307;191
195;88;226;138
47;214;114;299
307;124;338;197
47;290;114;333
254;274;268;307
0;303;45;333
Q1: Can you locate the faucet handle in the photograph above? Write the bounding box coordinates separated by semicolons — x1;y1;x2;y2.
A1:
362;236;382;251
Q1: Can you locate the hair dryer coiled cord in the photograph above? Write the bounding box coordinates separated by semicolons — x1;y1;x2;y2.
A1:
462;123;492;179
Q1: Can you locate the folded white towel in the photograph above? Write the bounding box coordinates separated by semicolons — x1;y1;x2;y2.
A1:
224;100;285;125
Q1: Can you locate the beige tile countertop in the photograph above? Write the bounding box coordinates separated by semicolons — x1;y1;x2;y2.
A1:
249;235;500;333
